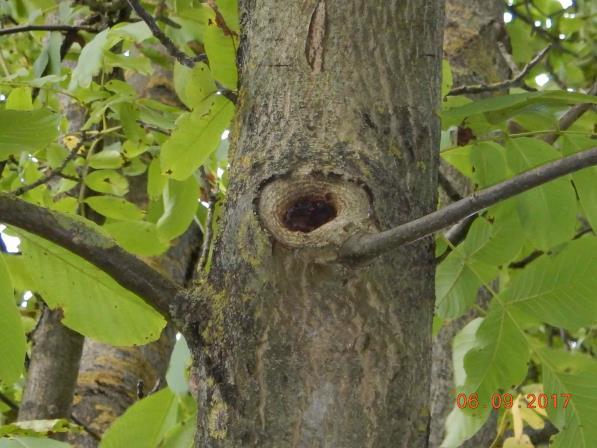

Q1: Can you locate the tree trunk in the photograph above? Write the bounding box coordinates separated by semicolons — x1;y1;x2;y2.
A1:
183;1;444;446
18;307;84;421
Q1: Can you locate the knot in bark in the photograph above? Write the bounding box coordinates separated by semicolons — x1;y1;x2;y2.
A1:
257;172;372;249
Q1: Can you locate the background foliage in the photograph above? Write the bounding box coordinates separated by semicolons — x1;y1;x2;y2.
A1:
0;0;595;446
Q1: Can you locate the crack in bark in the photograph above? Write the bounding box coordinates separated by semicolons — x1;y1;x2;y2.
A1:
305;0;326;73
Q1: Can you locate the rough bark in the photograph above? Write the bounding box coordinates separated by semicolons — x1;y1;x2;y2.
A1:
182;1;444;446
429;1;510;446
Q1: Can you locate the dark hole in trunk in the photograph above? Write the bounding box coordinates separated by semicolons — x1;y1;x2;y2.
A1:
282;195;337;232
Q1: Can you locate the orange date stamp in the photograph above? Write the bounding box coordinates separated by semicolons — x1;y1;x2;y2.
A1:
453;392;572;410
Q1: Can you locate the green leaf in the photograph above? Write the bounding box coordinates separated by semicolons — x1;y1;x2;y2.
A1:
473;202;525;266
148;158;166;200
441;318;490;448
167;336;191;395
84;170;129;196
440;406;489;448
161;95;234;180
436;251;485;319
0;437;70;448
122;157;147;176
0;254;26;386
506;138;576;251
173;62;216;110
441;91;597;128
101;388;179;448
435;221;499;319
104;220;169;257
69;29;109;90
6;87;33;111
560;136;597;232
11;232;165;346
159;414;196;448
453;318;484;388
539;349;597;448
440;144;473;178
204;8;237;90
84;196;145;221
505;237;597;330
88;149;124;169
118;104;145;143
109;21;152;42
471;141;509;188
157;176;199;241
104;51;152;76
441;59;453;98
215;0;240;33
0;109;59;160
122;140;147;158
462;300;529;404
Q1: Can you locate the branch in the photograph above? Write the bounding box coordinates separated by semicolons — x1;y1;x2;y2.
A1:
340;147;597;262
0;391;18;412
12;143;81;196
449;45;551;96
497;41;519;74
0;194;179;317
126;0;238;103
126;0;204;68
0;24;98;37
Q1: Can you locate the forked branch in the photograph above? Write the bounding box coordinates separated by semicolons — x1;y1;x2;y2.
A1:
448;45;551;96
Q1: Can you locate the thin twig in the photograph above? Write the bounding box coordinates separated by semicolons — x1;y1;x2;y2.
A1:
0;391;18;411
0;24;98;37
125;0;237;103
340;147;597;262
497;42;519;74
126;0;205;68
449;45;551;96
12;142;83;196
197;167;217;272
